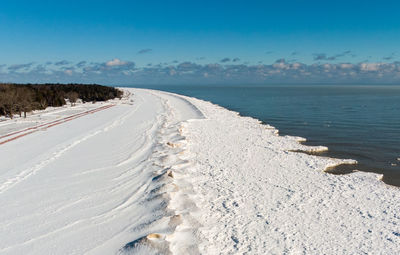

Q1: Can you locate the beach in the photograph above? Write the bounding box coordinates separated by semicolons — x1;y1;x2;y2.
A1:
0;88;399;254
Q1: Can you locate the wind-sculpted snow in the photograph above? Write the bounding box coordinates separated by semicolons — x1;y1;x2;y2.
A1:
0;88;399;255
176;93;400;254
0;89;201;254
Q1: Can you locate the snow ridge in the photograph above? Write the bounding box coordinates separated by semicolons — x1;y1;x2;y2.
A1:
173;93;400;254
119;91;202;254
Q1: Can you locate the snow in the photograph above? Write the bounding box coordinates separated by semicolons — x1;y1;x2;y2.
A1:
179;94;400;254
0;88;399;254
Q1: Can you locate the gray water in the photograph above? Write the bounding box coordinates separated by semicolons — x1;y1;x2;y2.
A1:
130;85;400;186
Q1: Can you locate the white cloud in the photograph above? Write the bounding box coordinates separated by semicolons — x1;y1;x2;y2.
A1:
3;59;400;85
291;63;301;69
360;63;381;71
106;58;127;67
64;70;73;75
323;63;331;69
340;63;353;69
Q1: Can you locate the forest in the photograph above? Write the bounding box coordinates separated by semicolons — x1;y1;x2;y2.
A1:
0;83;123;118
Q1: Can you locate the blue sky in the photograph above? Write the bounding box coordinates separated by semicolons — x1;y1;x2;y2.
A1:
1;0;400;85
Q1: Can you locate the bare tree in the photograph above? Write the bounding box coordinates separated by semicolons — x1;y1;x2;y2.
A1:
16;87;34;118
2;89;17;119
66;91;79;106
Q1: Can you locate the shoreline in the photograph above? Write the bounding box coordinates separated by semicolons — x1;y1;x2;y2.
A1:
129;85;400;188
0;88;398;254
158;89;400;254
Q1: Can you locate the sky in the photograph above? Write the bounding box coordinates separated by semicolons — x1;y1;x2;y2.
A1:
1;0;400;85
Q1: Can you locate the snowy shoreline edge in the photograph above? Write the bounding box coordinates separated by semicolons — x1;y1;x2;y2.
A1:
130;88;399;254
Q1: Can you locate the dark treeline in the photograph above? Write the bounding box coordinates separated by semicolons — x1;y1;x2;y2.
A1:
0;83;123;118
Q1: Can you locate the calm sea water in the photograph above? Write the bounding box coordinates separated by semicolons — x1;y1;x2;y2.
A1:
131;85;400;186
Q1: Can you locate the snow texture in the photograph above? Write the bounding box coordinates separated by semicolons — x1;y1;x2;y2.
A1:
0;88;399;255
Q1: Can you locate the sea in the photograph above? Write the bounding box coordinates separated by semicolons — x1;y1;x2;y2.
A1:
130;85;400;186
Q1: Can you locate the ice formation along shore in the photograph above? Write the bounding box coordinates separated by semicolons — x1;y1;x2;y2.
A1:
0;88;399;254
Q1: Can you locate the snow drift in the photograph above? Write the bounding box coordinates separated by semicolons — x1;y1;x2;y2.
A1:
0;88;398;254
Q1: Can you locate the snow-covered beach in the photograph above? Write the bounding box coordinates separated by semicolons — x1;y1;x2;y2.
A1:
0;88;399;254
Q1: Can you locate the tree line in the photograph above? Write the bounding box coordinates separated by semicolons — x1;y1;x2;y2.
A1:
0;83;123;118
